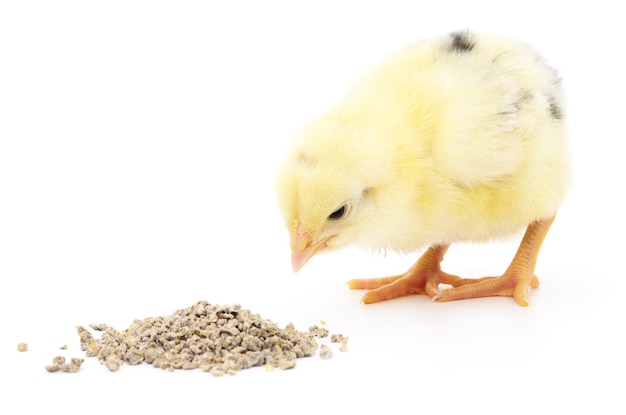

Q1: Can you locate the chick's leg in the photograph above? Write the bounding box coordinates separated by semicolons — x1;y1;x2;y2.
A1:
348;244;460;304
435;215;556;306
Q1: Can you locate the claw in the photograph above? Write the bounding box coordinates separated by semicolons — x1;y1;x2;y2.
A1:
346;215;555;306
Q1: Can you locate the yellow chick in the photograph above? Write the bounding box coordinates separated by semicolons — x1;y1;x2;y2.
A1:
275;31;570;306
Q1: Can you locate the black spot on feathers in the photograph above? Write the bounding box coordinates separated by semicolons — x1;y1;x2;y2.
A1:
448;31;475;53
548;96;564;120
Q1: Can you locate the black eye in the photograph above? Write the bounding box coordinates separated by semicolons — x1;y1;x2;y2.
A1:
328;205;348;220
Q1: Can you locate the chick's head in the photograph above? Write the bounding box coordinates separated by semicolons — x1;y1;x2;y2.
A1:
276;118;378;272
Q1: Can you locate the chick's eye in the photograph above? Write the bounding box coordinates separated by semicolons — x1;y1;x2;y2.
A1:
328;205;348;221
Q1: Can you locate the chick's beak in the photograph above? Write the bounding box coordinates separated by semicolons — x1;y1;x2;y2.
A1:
290;231;327;272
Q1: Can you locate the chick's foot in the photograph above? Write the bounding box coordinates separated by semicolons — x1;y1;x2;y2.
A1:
348;244;460;304
434;215;556;306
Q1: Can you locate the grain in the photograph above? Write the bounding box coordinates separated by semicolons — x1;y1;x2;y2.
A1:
77;301;327;376
17;343;28;352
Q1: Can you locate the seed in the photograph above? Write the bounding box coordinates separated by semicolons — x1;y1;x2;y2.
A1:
17;343;28;352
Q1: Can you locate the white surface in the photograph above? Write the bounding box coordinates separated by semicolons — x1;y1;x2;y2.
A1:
1;1;624;414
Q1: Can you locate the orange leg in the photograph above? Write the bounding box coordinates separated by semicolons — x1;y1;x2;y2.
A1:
347;244;461;304
434;215;556;306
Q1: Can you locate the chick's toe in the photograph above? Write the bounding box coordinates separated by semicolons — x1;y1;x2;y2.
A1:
348;245;461;304
434;215;555;306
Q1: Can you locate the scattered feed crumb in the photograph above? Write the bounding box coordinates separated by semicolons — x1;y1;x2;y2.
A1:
89;323;109;331
71;357;84;366
330;333;349;352
320;320;326;326
308;325;329;338
104;354;122;372
45;355;84;373
60;344;68;350
77;300;332;376
209;366;225;377
17;343;28;352
319;344;333;359
45;364;61;373
61;362;79;373
278;358;296;370
330;333;348;343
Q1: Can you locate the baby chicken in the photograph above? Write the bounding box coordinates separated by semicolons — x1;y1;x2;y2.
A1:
276;31;570;306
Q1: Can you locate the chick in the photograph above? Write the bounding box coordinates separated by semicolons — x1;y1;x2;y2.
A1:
276;31;570;306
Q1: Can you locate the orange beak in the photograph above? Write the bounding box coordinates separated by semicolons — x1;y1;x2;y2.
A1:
290;230;328;272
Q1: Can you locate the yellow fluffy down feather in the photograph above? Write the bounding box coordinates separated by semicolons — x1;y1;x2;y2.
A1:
276;30;570;305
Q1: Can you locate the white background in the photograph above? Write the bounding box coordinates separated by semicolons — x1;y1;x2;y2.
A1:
1;1;624;414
